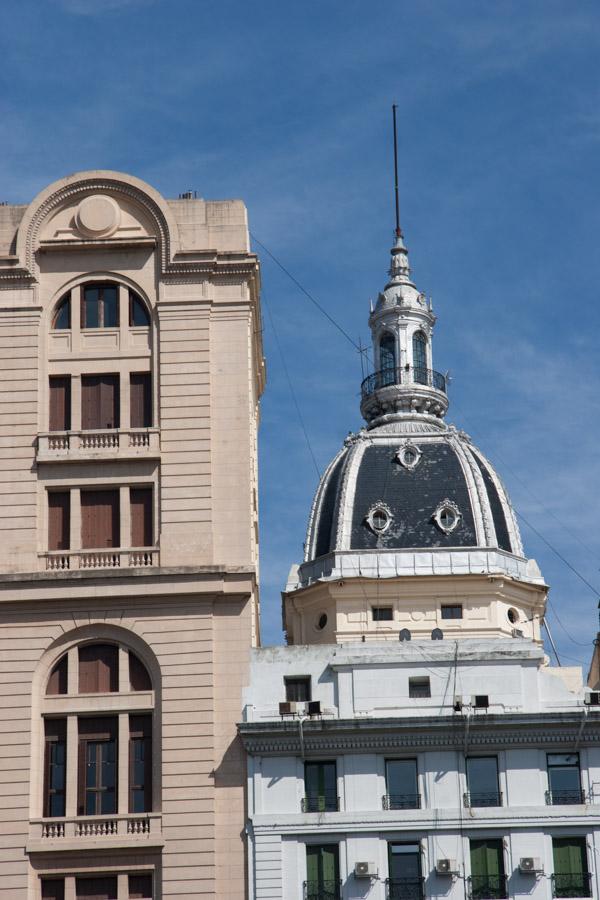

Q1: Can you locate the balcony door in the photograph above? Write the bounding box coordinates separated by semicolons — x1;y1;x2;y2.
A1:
386;759;419;809
306;844;339;900
81;374;119;430
388;843;423;900
552;837;591;898
81;490;119;549
304;761;337;812
469;839;506;900
466;756;500;807
78;717;117;816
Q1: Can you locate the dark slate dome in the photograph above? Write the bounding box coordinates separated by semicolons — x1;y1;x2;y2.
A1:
304;424;523;562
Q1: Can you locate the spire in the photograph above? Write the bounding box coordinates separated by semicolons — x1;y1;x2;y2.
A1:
386;231;412;288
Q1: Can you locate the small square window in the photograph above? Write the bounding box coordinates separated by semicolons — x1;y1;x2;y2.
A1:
372;606;393;621
285;677;311;703
441;604;463;620
409;677;431;698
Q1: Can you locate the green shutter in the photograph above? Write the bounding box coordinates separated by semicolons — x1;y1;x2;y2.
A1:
553;839;586;876
470;840;503;877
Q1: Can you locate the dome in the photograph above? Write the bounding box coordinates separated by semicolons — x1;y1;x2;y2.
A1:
305;423;523;561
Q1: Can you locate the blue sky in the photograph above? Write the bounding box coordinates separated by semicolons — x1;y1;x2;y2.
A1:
2;0;600;666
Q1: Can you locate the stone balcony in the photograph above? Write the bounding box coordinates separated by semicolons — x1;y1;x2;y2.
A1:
27;813;163;854
42;547;159;571
37;428;160;463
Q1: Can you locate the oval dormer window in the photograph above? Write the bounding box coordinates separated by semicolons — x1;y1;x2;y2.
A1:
433;500;461;534
366;502;392;535
396;442;422;471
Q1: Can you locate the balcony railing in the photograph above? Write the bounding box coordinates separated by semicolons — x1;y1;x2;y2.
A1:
43;547;159;571
303;880;341;900
28;813;162;851
382;793;422;810
361;365;447;399
552;873;593;898
301;792;339;813
468;875;508;900
37;428;160;461
463;791;503;808
546;788;587;805
386;877;425;900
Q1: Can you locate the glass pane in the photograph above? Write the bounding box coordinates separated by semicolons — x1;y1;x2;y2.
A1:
466;757;499;805
130;293;150;326
380;333;396;372
389;843;421;880
86;744;97;787
413;332;427;369
386;760;418;807
84;288;99;328
103;287;118;327
304;761;337;810
53;296;70;330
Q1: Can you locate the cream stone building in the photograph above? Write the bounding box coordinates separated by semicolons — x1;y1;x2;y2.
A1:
0;171;264;899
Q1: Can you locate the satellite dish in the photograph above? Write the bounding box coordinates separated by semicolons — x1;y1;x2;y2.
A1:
399;628;412;642
431;628;444;640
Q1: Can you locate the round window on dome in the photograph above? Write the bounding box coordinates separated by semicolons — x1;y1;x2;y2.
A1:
315;612;328;631
396;443;422;471
433;499;461;534
366;502;393;535
507;608;519;624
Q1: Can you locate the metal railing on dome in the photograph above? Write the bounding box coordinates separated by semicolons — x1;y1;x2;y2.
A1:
361;365;447;399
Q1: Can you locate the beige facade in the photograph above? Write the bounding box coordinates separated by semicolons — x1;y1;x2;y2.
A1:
0;172;264;899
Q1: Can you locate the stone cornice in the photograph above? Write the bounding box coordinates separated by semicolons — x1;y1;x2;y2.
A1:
239;711;600;755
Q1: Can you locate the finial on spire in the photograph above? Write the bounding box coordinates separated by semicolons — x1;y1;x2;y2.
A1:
392;104;402;239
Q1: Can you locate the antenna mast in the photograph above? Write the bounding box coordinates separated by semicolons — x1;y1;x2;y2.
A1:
392;104;402;238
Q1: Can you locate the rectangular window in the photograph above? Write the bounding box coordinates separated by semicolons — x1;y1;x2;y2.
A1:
372;606;393;621
129;714;152;813
81;375;120;430
306;844;340;900
547;753;583;805
48;492;70;552
466;757;501;807
79;644;118;694
130;373;152;428
388;843;424;900
81;490;120;549
129;873;153;899
552;837;590;898
44;719;66;818
469;839;506;900
385;759;419;810
82;284;119;329
130;488;153;548
49;376;71;431
441;604;463;619
285;676;311;702
303;761;338;812
78;717;118;816
41;880;65;900
409;677;431;699
76;876;118;900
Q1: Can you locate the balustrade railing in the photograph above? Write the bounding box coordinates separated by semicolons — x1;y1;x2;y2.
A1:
361;365;447;399
43;548;158;571
32;813;160;844
37;429;159;459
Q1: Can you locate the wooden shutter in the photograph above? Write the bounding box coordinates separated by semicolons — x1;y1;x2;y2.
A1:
128;874;153;899
81;376;100;430
100;375;119;429
49;376;71;431
130;373;152;428
129;651;152;691
81;489;120;549
81;375;118;429
48;492;70;551
78;644;118;693
75;875;118;900
130;488;153;547
46;655;68;695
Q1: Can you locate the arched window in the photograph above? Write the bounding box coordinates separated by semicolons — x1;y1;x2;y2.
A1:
52;292;71;330
41;642;155;821
412;331;428;384
82;282;118;328
379;332;396;387
129;290;150;327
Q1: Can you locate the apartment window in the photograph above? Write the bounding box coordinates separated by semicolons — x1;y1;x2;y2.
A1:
41;880;65;900
82;283;119;329
372;606;393;621
130;488;153;548
76;876;118;899
441;604;463;619
44;719;66;817
388;843;424;900
52;293;71;330
385;759;420;809
49;376;71;431
42;875;152;900
81;374;120;430
409;677;430;698
285;676;311;702
129;714;152;813
469;839;507;900
79;644;118;693
81;490;120;549
552;837;591;898
130;373;152;427
305;844;340;900
48;492;70;552
466;757;501;807
129;874;153;898
303;761;338;812
547;753;584;805
78;717;117;815
129;291;151;327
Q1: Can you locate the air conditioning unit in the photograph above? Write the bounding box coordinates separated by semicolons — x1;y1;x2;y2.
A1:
307;700;321;716
519;857;542;874
453;697;463;712
436;859;458;876
354;861;377;878
511;628;524;638
472;694;489;709
278;701;296;716
584;692;600;706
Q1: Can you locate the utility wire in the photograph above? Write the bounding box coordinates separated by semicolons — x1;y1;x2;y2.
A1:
263;293;321;480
